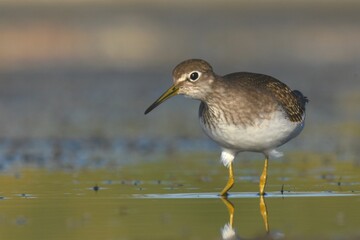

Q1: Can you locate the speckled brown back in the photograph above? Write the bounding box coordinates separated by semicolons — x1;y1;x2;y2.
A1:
222;72;307;122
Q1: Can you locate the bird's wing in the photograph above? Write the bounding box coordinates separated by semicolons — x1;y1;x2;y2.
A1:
223;72;307;122
264;79;306;122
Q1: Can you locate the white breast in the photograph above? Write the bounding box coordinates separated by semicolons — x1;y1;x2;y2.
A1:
200;109;305;154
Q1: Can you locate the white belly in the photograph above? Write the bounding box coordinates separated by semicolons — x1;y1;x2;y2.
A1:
200;109;305;153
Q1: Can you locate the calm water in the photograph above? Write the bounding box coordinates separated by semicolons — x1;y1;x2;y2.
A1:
1;153;359;240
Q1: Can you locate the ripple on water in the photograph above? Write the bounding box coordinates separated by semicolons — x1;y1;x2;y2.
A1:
131;191;360;199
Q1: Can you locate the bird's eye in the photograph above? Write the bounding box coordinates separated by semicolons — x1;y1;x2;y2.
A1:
189;71;200;82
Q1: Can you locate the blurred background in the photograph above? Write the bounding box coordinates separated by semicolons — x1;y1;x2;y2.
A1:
0;0;359;163
0;2;360;239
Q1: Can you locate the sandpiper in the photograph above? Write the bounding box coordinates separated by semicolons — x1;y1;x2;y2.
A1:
145;59;308;197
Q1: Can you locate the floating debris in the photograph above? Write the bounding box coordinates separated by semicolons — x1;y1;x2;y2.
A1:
93;185;100;192
338;176;342;186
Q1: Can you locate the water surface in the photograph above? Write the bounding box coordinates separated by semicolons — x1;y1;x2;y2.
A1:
1;154;359;239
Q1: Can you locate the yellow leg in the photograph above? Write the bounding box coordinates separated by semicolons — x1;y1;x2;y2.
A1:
259;156;268;195
259;195;269;233
220;197;235;227
220;162;234;197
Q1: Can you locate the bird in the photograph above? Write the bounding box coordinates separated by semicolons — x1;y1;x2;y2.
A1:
144;59;308;197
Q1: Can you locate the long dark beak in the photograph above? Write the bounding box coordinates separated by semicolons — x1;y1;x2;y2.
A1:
144;84;179;114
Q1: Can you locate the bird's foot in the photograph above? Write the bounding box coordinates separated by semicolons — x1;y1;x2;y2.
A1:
257;192;267;196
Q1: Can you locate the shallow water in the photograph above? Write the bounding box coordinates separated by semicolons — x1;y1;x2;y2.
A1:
1;154;359;240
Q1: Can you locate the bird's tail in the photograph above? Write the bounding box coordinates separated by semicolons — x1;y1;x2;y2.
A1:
292;90;309;110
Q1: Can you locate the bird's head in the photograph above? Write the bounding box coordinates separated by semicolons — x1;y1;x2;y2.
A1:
145;59;216;114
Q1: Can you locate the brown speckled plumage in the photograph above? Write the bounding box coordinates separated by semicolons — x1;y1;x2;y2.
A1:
197;72;307;129
221;72;307;123
170;59;308;126
145;59;308;196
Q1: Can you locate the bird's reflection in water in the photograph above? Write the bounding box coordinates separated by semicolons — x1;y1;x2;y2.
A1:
220;196;283;240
